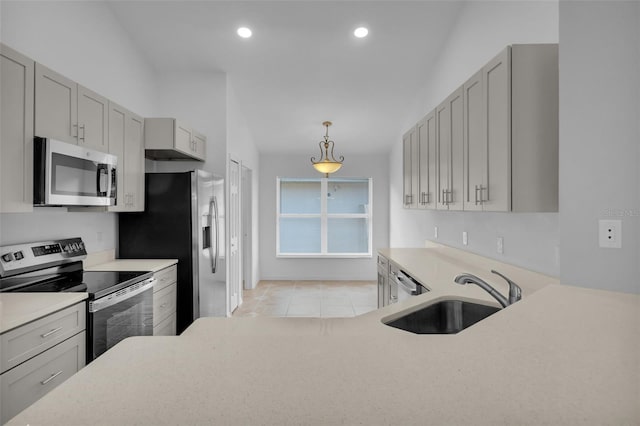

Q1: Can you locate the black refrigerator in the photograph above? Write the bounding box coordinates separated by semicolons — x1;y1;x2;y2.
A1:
118;170;226;334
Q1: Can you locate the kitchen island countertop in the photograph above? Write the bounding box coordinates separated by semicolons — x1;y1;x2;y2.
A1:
6;247;639;425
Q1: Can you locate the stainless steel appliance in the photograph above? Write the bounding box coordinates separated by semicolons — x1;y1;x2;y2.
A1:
0;238;153;362
34;137;117;207
118;170;226;334
389;263;429;304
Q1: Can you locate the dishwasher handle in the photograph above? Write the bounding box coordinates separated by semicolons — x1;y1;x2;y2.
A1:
396;274;418;295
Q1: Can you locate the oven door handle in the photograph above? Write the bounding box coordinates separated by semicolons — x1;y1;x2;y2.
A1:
89;278;155;313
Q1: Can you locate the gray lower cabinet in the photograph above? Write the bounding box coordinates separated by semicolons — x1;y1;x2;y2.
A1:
0;302;86;424
153;265;177;336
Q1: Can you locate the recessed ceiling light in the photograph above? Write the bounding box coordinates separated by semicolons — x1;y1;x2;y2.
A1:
237;27;252;38
354;27;368;38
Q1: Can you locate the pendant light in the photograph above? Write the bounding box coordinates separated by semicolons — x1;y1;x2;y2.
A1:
311;121;344;177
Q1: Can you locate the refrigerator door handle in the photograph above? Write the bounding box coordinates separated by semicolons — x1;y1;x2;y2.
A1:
210;197;219;273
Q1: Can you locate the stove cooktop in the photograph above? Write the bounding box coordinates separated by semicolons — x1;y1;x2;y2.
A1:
0;266;152;299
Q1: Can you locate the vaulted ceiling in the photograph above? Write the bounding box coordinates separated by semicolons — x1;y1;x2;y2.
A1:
108;1;465;154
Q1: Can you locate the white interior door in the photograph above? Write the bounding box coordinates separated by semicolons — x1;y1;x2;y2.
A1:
241;165;252;290
228;158;241;312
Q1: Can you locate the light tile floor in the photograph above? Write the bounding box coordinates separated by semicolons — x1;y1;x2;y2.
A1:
232;280;378;318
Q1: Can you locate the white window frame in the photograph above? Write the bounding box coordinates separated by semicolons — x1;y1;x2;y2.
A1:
276;177;373;258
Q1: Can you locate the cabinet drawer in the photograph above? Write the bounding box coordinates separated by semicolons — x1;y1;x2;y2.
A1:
0;331;85;424
153;313;176;336
153;283;177;326
154;265;177;293
1;302;86;373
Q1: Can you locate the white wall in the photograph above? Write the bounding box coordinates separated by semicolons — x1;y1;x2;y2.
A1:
0;1;157;116
227;79;260;288
558;1;640;293
259;153;389;281
390;1;561;277
0;1;157;253
147;70;227;176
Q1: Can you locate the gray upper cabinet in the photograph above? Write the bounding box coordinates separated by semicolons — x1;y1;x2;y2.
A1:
144;118;207;161
402;126;418;208
480;48;511;211
192;130;207;161
77;85;108;152
35;63;77;145
108;102;145;212
35;63;109;152
0;44;34;213
463;69;489;211
402;44;558;213
417;110;437;210
464;45;558;212
436;87;464;211
510;44;558;212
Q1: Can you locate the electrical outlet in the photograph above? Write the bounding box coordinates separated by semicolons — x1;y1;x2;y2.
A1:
462;231;468;246
434;226;438;239
497;237;504;254
599;219;622;248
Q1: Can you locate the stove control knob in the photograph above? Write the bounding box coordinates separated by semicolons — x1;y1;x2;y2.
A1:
14;251;24;261
1;253;13;263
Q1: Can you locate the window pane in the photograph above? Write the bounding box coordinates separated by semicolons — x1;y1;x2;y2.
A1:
280;217;321;253
327;218;369;253
327;179;369;214
280;180;321;214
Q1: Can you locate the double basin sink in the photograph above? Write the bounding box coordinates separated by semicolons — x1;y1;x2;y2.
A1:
384;300;501;334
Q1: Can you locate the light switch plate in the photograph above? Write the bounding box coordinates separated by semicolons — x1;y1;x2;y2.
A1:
434;226;438;239
497;237;504;254
599;219;622;248
462;231;468;246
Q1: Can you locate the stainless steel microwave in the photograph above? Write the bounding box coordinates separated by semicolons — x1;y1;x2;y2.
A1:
34;137;117;206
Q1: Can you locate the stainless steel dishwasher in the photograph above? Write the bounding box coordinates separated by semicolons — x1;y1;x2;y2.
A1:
388;262;429;304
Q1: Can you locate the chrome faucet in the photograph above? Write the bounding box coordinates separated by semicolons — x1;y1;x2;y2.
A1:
454;270;522;308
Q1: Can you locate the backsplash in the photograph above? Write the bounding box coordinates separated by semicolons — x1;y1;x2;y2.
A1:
0;208;116;253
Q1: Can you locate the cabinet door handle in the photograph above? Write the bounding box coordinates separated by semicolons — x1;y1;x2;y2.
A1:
475;185;486;205
421;192;430;205
72;123;78;138
79;124;86;141
41;327;63;338
442;189;451;205
40;370;63;385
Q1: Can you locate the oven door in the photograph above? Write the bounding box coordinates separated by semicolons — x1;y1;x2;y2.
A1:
34;137;117;206
88;278;154;361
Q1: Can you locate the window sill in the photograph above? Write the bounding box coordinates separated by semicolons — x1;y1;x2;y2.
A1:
277;253;372;259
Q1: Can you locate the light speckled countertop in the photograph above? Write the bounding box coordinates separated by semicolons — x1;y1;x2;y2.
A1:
0;293;88;334
6;247;640;425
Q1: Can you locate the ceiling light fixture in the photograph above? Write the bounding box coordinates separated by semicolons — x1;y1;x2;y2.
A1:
311;121;344;177
237;27;252;38
354;27;369;38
